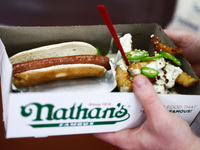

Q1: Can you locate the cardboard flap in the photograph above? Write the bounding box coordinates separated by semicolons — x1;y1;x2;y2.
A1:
0;39;12;126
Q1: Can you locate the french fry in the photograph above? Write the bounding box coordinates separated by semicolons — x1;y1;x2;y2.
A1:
128;61;151;76
176;72;198;87
151;36;183;56
115;65;133;92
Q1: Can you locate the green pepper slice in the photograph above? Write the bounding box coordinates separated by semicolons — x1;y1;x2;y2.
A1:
140;54;163;62
160;51;181;66
95;47;102;56
141;67;159;78
125;50;149;60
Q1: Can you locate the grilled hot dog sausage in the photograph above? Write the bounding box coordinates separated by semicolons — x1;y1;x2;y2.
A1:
13;55;111;74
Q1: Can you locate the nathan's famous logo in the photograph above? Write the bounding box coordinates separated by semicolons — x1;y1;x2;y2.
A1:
21;103;130;128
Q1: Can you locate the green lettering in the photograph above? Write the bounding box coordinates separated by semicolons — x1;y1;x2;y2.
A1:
69;104;76;119
21;103;54;121
102;108;115;118
53;108;68;120
88;108;102;119
76;104;89;119
115;103;128;118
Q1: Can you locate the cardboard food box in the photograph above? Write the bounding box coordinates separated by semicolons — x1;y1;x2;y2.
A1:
0;24;200;139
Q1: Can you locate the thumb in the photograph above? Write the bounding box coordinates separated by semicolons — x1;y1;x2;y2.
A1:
133;75;168;121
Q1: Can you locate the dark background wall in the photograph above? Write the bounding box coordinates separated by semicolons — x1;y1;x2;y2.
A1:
0;0;176;28
0;0;176;150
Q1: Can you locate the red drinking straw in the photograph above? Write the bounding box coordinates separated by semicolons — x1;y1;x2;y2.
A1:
97;5;129;66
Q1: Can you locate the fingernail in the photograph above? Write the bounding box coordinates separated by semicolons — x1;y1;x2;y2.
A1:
134;75;147;88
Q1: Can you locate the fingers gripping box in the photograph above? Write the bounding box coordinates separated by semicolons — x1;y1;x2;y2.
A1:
0;24;200;138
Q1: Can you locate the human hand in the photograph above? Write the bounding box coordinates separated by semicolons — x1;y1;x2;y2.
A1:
94;75;200;150
164;29;200;77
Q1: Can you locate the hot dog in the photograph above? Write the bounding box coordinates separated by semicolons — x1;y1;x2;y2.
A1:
10;41;110;88
12;55;111;74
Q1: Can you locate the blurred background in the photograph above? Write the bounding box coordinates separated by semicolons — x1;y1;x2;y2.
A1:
0;0;185;150
0;0;176;27
1;1;200;149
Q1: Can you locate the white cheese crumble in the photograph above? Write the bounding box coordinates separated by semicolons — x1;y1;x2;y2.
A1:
117;59;128;71
146;58;166;70
120;86;131;92
153;84;167;94
119;33;132;53
145;58;182;94
150;34;154;38
164;63;183;88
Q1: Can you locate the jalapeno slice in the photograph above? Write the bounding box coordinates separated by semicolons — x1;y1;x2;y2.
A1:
125;50;149;60
95;47;102;56
141;67;159;78
140;54;163;62
160;51;181;66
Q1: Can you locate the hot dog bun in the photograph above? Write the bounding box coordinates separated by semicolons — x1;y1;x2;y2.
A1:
10;41;110;88
13;64;106;88
10;41;98;64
